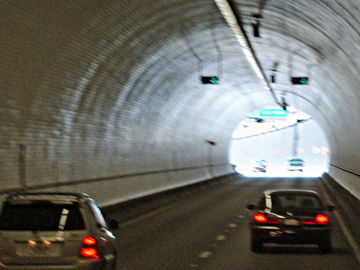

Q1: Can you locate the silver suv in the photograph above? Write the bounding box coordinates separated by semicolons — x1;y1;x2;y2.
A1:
0;192;117;270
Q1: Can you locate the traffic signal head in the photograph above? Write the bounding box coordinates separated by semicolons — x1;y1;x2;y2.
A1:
291;77;309;85
201;76;219;84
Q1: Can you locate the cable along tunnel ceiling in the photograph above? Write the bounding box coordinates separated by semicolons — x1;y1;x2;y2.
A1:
1;0;360;204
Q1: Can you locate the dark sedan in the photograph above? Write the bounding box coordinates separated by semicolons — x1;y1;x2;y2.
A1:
251;159;267;173
246;189;335;253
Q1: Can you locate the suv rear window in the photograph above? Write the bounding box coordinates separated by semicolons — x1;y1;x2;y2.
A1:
0;203;85;231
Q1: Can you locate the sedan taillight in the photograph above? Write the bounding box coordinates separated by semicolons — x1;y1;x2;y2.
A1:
315;214;329;225
253;213;280;224
302;214;329;225
253;213;267;223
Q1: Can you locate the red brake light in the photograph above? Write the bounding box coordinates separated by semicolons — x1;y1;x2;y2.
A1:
82;236;96;246
253;213;280;224
302;220;317;225
253;213;267;223
315;214;329;224
267;218;280;224
81;237;98;259
80;247;99;259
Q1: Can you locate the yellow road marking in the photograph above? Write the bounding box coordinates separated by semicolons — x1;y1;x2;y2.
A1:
119;201;184;228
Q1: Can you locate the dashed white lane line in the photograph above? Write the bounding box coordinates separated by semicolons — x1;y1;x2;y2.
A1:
320;182;360;263
119;201;184;228
194;219;240;265
216;235;226;241
199;251;212;258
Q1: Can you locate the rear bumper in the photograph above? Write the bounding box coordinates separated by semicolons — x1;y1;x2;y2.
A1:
252;226;330;244
253;168;266;172
0;260;103;270
286;168;303;171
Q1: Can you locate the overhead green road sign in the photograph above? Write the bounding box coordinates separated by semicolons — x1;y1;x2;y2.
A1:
249;108;288;118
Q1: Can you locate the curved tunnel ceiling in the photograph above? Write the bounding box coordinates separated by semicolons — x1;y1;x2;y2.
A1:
1;0;360;203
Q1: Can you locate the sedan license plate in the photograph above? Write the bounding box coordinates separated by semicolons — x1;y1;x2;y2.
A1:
283;219;299;226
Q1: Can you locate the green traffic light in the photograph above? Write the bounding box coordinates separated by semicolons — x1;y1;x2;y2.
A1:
300;77;307;84
201;76;219;84
291;77;308;85
210;77;218;84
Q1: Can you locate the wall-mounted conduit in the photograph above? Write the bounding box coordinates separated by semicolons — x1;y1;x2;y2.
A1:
0;163;231;195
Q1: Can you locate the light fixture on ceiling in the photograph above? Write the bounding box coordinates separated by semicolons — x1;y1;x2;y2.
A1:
200;27;222;85
271;61;279;83
281;97;288;111
270;72;275;83
251;14;262;38
253;20;260;37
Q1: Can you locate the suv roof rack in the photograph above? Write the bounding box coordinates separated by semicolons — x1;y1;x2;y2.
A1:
6;192;90;200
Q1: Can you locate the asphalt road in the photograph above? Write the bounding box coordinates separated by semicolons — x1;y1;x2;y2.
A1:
108;174;360;270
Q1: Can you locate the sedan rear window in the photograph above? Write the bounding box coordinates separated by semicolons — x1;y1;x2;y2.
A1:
271;194;323;209
0;203;84;231
288;158;303;162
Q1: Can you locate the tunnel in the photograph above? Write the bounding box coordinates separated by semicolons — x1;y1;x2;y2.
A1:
229;113;331;176
1;0;360;208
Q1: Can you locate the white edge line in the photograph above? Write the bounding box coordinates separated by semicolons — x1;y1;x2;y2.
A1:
320;182;360;263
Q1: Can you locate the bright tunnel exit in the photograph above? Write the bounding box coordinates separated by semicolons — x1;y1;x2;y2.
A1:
229;106;330;177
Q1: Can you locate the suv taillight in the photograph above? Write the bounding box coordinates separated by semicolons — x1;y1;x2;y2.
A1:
82;236;96;245
80;236;99;259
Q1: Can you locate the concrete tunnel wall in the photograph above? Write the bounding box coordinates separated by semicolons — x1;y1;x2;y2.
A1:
1;0;360;206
